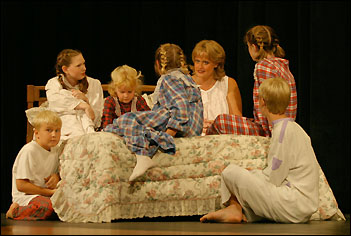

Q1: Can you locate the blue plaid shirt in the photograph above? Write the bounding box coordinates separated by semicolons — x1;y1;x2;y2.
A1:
104;69;203;157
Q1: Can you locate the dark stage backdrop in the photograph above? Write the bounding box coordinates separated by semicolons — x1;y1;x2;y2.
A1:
1;1;350;214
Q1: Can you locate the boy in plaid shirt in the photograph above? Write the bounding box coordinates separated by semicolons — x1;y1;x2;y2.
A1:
100;65;150;130
206;25;297;137
105;43;203;181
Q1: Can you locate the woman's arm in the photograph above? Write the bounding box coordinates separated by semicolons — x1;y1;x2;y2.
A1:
227;77;242;116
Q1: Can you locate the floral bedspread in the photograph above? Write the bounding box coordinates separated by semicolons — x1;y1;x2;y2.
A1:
51;132;345;223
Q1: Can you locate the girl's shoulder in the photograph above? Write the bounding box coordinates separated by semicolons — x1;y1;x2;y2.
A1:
45;76;61;88
258;57;289;66
86;76;101;85
104;95;117;104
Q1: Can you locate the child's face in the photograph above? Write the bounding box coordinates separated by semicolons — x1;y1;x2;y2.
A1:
193;55;218;80
35;123;61;151
63;54;86;81
116;85;135;104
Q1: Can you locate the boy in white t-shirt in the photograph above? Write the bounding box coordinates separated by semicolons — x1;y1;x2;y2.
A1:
200;77;319;223
6;110;62;220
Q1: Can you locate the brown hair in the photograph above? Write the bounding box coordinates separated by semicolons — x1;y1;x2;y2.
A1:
191;40;226;80
55;49;89;93
244;25;285;61
154;43;189;76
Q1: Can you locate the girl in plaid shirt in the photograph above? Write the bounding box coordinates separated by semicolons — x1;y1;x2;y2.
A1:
99;65;150;130
105;43;203;181
206;25;297;137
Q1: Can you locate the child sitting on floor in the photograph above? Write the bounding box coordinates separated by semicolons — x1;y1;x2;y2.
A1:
100;65;151;130
200;77;319;223
6;110;62;220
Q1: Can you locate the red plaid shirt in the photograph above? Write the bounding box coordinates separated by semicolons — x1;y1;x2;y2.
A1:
100;95;150;130
207;57;297;137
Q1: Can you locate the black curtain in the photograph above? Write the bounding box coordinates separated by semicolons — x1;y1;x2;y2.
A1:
1;0;349;214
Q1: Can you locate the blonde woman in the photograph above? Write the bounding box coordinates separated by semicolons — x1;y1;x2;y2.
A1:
100;65;150;130
191;40;242;135
105;43;203;181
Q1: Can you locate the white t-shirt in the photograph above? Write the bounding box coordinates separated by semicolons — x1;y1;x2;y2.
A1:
200;76;229;120
11;141;59;206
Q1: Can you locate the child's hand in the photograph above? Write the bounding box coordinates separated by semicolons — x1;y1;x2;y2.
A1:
202;119;214;134
75;102;95;121
166;128;178;137
71;89;89;103
44;173;60;189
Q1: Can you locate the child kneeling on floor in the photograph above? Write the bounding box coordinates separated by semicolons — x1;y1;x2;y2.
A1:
6;110;62;220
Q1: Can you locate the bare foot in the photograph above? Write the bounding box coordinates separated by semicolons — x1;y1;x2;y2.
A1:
6;203;19;219
200;203;244;223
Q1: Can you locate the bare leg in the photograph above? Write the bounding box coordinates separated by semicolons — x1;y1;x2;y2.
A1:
200;195;245;223
6;203;19;219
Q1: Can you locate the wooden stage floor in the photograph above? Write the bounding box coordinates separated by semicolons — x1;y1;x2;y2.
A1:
1;213;350;235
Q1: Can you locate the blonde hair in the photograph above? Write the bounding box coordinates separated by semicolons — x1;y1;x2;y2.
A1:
108;65;143;96
244;25;285;61
55;49;89;93
259;77;291;115
154;43;189;76
191;40;226;80
32;110;62;129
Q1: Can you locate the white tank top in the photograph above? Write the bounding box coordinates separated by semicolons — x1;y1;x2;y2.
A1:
201;76;229;120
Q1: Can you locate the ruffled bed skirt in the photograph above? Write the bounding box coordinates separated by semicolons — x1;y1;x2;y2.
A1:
51;132;345;223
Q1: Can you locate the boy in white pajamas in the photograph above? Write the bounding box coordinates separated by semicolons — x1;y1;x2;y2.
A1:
200;77;319;223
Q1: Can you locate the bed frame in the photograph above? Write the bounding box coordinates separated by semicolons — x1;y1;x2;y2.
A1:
26;84;156;143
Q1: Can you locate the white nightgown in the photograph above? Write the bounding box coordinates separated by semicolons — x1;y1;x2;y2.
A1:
45;76;104;140
200;76;229;120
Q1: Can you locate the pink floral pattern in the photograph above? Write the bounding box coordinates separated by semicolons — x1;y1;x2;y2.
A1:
51;132;345;223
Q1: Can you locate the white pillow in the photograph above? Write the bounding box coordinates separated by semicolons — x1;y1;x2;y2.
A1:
141;93;155;109
25;101;50;126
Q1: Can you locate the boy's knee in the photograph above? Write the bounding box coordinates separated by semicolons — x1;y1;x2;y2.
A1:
222;164;248;183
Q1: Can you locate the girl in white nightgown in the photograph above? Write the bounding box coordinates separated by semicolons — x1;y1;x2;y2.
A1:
45;49;104;140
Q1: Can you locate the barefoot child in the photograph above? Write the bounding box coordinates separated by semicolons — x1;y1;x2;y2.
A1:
105;43;203;181
200;77;319;223
100;65;151;130
6;110;62;220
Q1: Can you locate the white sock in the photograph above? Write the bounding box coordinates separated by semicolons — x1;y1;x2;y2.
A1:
129;155;156;181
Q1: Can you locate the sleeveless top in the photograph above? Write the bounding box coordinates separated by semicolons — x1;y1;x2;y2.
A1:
200;76;229;120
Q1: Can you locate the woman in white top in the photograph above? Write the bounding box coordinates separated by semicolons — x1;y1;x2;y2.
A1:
46;49;104;140
191;40;242;134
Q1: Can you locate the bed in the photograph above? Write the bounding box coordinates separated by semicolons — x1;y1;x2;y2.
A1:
26;84;346;223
